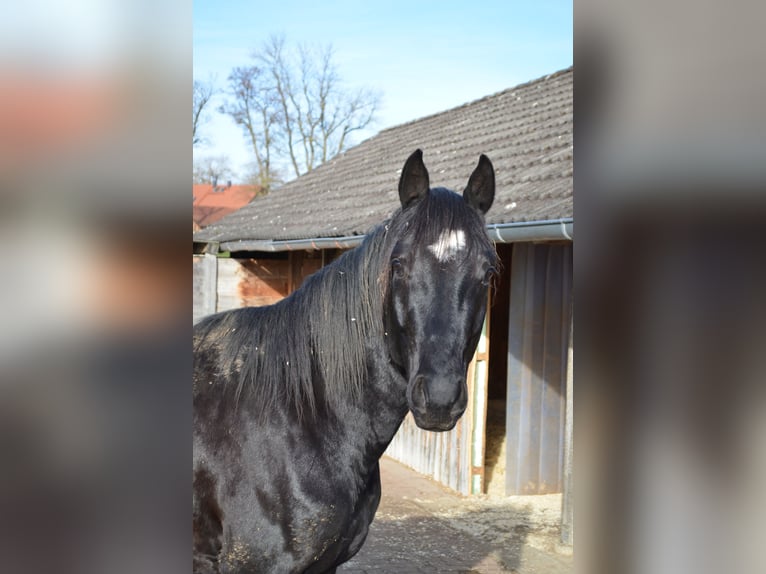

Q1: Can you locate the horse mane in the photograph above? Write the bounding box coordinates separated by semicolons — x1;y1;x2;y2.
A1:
193;187;495;421
194;224;391;421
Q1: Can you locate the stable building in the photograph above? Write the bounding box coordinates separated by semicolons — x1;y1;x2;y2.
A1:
193;68;573;520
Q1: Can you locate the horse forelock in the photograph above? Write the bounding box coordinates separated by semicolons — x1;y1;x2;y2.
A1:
387;187;496;269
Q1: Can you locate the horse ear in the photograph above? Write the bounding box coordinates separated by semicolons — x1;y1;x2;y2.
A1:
463;154;495;215
398;149;430;209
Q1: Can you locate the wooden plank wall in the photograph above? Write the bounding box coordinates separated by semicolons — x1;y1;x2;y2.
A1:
216;257;290;312
193;254;217;323
288;251;324;293
192;251;327;322
468;314;491;494
505;242;573;494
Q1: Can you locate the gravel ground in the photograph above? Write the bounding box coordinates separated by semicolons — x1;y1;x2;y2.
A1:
339;456;573;574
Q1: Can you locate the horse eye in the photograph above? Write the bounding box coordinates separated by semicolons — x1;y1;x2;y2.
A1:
482;266;498;286
391;258;405;277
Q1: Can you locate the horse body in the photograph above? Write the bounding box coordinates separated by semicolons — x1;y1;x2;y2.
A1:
193;150;496;573
194;305;408;573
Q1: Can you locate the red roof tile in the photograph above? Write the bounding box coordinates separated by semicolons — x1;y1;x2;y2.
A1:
193;183;260;228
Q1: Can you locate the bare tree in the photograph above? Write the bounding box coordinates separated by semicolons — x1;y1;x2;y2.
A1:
193;79;216;147
221;35;380;187
193;155;235;185
241;160;283;194
219;66;281;190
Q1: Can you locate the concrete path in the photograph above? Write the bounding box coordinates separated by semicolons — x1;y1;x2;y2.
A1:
339;457;573;574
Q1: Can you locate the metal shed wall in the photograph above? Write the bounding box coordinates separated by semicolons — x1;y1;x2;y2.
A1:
505;242;573;494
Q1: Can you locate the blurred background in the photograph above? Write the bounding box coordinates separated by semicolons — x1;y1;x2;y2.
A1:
576;1;766;573
0;1;189;573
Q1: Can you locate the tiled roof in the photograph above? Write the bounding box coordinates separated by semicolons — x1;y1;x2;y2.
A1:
195;67;572;244
193;183;260;228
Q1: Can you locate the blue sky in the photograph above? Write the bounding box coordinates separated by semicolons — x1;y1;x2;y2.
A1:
194;0;572;180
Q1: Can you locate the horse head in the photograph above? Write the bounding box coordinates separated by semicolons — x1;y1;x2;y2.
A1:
384;149;497;431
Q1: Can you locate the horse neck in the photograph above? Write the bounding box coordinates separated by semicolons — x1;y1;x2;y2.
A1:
364;345;411;454
303;230;410;467
347;229;413;458
319;338;409;475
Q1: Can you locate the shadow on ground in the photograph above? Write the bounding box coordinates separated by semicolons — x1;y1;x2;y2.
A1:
339;509;532;573
338;457;573;574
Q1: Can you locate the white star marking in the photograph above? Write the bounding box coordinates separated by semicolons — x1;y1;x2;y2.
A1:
427;229;466;262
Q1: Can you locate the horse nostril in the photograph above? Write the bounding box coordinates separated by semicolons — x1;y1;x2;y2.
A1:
450;380;468;416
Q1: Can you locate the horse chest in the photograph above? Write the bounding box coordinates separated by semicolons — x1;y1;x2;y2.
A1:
229;466;380;573
205;418;382;572
298;462;382;572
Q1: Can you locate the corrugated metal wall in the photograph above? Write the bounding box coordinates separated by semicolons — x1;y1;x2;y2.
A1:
505;242;573;494
385;315;490;495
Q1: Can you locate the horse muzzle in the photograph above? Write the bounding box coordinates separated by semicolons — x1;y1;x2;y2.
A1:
407;374;468;431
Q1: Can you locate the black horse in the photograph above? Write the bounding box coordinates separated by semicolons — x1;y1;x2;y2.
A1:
193;149;497;573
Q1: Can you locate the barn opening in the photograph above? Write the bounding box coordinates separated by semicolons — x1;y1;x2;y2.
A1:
484;243;513;495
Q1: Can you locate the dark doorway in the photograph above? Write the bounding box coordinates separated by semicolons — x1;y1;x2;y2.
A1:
484;243;513;495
